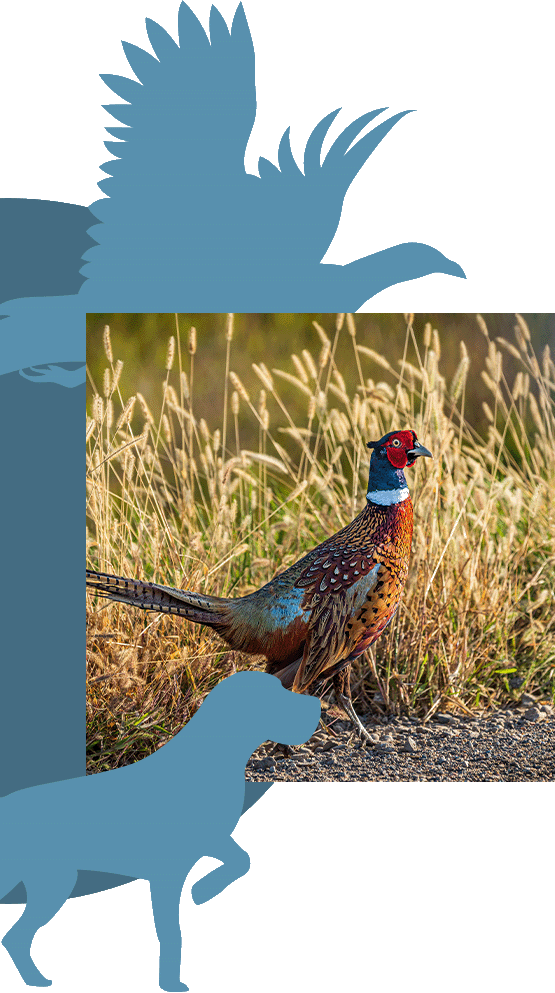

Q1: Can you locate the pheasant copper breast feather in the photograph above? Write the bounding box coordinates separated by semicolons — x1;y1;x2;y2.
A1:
87;430;432;739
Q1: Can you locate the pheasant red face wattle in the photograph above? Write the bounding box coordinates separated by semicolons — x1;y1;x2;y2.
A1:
386;445;410;469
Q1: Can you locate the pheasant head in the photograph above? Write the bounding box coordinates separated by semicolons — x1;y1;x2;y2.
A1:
365;430;432;505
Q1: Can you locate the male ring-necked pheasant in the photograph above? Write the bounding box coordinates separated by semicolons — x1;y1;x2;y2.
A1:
87;430;432;739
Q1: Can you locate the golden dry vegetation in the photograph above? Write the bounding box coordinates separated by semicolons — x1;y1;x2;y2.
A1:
86;314;555;771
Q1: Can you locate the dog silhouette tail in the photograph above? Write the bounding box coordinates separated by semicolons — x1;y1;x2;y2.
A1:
86;570;233;629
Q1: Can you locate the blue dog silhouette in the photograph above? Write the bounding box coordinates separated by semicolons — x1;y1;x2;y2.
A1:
0;671;320;990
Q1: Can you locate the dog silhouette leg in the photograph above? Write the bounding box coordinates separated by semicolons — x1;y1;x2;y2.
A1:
191;837;250;906
2;866;78;987
149;875;188;992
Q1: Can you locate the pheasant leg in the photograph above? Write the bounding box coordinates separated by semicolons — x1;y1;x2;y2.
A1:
333;671;372;742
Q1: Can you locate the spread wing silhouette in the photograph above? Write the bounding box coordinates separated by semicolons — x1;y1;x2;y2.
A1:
81;2;464;309
0;1;465;379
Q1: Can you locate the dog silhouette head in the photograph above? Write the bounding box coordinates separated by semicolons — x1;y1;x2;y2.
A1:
199;671;321;748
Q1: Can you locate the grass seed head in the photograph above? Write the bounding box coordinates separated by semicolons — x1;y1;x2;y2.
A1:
165;336;175;371
103;368;111;398
102;325;113;363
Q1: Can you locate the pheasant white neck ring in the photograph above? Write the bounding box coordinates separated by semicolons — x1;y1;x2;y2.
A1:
366;487;410;506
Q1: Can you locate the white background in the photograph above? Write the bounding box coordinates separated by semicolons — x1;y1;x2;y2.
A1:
0;2;553;991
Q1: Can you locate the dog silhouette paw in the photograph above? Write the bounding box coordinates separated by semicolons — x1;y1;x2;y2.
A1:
1;937;52;987
191;875;216;905
159;978;189;992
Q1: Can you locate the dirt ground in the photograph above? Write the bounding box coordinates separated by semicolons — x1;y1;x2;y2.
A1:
246;699;554;783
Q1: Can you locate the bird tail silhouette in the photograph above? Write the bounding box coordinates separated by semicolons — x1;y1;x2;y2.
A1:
86;570;233;630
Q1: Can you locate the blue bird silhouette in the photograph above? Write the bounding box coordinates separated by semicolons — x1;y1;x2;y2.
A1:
0;2;464;380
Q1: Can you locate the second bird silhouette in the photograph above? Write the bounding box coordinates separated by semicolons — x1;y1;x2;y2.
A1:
87;430;432;740
0;2;466;381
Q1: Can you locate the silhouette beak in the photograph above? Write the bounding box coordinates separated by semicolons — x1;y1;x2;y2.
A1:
407;441;433;460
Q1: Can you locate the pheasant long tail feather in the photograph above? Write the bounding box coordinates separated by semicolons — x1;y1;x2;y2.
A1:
86;570;231;627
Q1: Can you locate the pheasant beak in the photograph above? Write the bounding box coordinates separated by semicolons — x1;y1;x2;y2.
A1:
406;441;433;460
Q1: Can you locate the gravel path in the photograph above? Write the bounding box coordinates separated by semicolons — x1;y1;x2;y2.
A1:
246;698;554;783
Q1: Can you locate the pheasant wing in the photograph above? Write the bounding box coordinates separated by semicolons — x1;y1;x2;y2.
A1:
291;544;382;692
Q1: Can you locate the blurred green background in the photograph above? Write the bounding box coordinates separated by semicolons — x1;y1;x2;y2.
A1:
87;313;553;449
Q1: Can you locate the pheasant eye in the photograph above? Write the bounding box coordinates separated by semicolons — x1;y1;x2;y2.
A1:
391;438;401;447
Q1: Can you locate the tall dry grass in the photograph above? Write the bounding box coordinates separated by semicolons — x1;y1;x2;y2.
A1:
86;314;555;770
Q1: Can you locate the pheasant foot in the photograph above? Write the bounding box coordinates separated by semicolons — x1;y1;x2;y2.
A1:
336;692;373;743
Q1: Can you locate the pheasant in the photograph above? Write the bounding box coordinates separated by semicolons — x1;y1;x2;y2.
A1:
87;430;432;740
